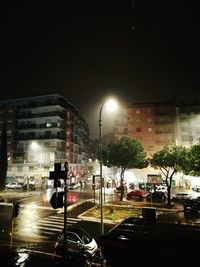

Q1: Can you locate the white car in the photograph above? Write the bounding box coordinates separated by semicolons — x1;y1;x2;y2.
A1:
55;227;98;257
171;192;192;201
5;182;23;189
155;185;167;193
68;182;80;189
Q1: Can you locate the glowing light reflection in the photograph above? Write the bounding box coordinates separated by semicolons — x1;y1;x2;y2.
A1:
15;248;30;266
17;202;40;238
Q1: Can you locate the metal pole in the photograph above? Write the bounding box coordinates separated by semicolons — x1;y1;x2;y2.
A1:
63;162;68;254
99;104;104;236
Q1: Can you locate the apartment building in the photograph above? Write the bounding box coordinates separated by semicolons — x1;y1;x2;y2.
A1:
113;101;200;187
176;102;200;147
0;94;90;187
114;102;177;156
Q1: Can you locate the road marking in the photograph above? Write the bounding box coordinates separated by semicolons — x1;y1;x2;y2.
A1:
14;215;82;241
49;215;82;221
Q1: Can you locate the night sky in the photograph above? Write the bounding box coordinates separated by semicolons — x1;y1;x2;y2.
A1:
1;1;199;137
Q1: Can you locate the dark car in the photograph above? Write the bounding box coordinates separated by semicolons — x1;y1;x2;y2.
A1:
23;184;35;191
183;197;200;214
99;216;200;266
192;185;200;192
146;191;166;201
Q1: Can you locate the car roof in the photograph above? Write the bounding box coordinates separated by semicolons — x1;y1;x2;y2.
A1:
62;227;90;236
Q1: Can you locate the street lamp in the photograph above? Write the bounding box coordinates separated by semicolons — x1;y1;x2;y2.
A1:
99;99;118;236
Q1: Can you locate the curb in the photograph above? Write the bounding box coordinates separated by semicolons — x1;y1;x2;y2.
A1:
57;198;94;214
76;201;184;225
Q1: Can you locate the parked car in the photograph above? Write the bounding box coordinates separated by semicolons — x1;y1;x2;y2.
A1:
68;182;80;189
55;227;98;257
191;185;200;192
22;184;36;191
171;192;192;201
183;197;200;214
5;182;23;189
146;191;167;201
155;185;167;193
126;189;144;200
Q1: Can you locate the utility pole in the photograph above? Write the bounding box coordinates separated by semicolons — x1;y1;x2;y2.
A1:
63;162;69;255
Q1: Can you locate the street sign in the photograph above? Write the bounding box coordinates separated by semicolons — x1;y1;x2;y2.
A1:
147;174;161;184
50;191;64;209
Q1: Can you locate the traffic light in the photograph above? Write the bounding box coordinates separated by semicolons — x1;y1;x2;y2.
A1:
12;202;20;218
54;178;61;188
50;192;64;209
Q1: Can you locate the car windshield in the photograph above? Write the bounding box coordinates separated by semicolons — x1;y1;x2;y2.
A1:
70;228;93;244
60;228;93;245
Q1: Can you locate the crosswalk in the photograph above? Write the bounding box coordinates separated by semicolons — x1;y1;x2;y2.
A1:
14;215;82;241
35;215;82;234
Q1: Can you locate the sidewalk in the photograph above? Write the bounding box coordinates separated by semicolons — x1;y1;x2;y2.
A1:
0;190;41;200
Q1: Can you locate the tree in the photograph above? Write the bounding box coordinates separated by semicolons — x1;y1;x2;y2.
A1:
184;144;200;176
0;122;8;190
149;145;188;205
102;136;147;201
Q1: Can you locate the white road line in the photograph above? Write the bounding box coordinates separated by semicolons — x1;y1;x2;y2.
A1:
39;219;64;225
14;214;81;241
48;215;82;222
33;225;64;231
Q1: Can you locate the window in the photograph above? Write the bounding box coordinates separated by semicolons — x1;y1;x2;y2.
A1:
124;128;128;134
182;136;193;141
46;120;52;128
147;118;152;123
7;130;12;136
44;142;51;147
18;166;23;172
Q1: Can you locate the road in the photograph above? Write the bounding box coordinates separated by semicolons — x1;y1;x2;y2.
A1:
1;186;200;266
0;187;113;266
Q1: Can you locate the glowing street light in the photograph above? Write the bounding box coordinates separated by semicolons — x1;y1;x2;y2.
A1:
99;98;118;236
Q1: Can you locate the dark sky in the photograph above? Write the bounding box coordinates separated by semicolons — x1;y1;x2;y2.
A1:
1;0;200;137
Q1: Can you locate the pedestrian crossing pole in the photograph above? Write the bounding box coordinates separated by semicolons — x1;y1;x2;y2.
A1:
63;162;69;254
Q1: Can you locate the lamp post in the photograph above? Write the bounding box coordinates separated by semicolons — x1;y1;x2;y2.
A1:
98;99;117;236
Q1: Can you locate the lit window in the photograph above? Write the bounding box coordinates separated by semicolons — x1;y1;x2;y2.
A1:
46;120;52;128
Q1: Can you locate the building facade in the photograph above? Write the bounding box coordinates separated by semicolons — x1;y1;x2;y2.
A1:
113;101;200;187
176;102;200;147
0;94;90;188
114;101;200;155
